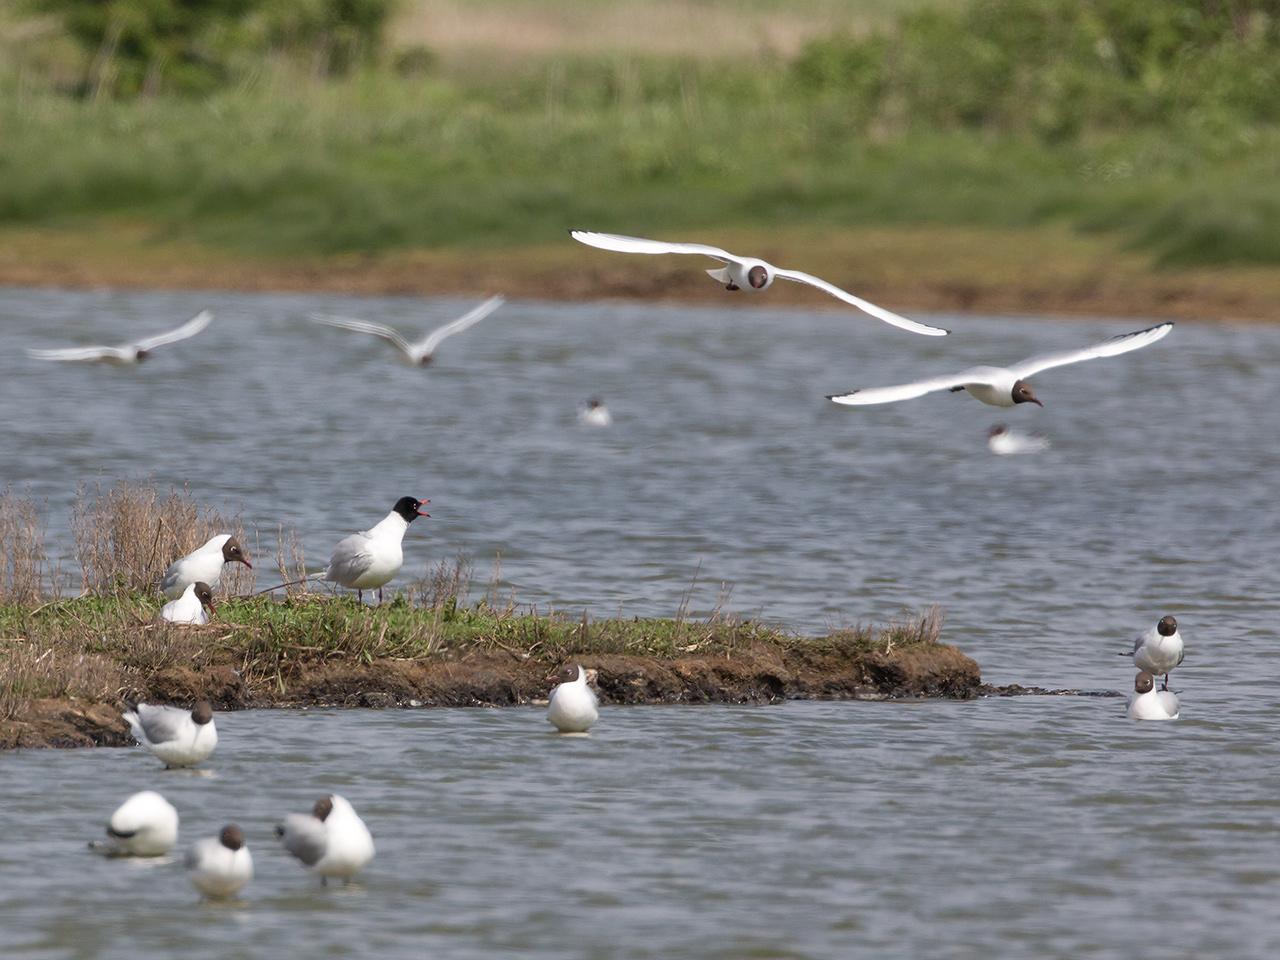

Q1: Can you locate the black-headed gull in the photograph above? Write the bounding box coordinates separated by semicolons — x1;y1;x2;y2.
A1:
828;321;1173;408
546;664;599;733
987;424;1050;455
309;295;505;365
187;825;253;899
1127;671;1180;721
160;535;252;599
89;791;178;857
320;496;429;603
160;581;216;625
26;311;212;365
276;794;375;885
124;701;218;768
578;398;612;427
1122;615;1184;690
569;230;948;336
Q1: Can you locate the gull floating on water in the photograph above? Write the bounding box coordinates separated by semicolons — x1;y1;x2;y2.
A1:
318;496;429;603
124;701;218;768
187;825;252;899
276;794;375;885
1127;671;1180;721
569;230;948;336
89;791;178;857
547;664;599;733
309;296;505;365
1123;614;1184;691
987;424;1050;456
160;581;216;625
578;398;612;427
26;311;212;365
828;322;1173;408
161;535;252;599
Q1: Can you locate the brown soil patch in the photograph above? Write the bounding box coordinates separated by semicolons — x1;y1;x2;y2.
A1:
0;639;982;750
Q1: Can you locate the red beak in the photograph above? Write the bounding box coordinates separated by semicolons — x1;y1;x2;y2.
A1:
417;498;431;518
241;558;253;569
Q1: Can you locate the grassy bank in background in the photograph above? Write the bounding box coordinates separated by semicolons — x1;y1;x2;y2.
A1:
2;0;1279;318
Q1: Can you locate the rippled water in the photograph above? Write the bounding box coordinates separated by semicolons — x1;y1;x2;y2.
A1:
2;287;1278;955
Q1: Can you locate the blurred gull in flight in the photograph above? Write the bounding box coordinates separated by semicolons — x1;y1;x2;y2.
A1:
828;322;1173;408
26;311;212;365
569;230;948;336
309;296;505;365
987;424;1050;455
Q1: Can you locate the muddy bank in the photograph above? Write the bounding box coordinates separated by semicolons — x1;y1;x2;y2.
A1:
1;640;983;750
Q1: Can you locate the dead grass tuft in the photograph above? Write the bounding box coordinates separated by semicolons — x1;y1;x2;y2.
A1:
408;553;472;610
0;490;57;604
0;640;120;721
72;480;254;596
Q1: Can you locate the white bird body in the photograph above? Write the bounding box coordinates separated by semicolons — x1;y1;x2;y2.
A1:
92;791;178;857
26;311;212;364
1128;688;1180;721
547;666;600;733
579;401;612;427
324;513;407;590
124;702;218;768
160;582;211;625
161;534;251;598
828;322;1174;408
1131;618;1185;677
987;425;1050;456
277;794;375;882
310;296;505;365
569;230;948;336
187;828;253;899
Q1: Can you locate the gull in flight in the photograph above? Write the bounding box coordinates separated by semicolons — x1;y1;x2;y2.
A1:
569;230;948;336
26;311;212;365
309;295;505;365
828;322;1173;408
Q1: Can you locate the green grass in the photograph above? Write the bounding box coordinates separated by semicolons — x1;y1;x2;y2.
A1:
4;0;1280;268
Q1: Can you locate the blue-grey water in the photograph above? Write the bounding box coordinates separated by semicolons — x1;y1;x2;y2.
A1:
1;287;1278;957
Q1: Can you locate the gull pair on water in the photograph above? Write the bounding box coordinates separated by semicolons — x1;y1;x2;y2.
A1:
90;792;251;900
26;311;212;365
1123;615;1184;721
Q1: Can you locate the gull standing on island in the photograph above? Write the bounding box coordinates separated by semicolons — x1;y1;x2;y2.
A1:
569;230;948;336
88;791;179;857
160;581;216;625
1123;615;1184;691
26;311;212;365
161;535;252;599
123;701;218;768
547;664;599;733
187;825;253;900
828;322;1173;408
319;496;429;603
276;794;375;885
309;296;505;365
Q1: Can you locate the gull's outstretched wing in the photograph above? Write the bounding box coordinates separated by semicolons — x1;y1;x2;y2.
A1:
827;366;999;406
133;311;213;352
418;295;506;355
1009;322;1174;379
772;269;949;336
127;704;188;744
25;345;116;362
309;314;414;357
570;230;736;264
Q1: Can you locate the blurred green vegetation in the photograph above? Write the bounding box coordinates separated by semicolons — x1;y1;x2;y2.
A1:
3;0;1280;266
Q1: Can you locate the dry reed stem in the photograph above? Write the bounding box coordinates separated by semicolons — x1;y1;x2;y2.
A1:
0;490;59;604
